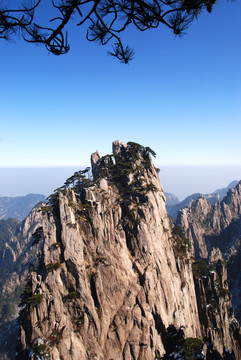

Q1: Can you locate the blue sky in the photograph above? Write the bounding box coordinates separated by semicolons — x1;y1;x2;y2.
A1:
0;1;241;198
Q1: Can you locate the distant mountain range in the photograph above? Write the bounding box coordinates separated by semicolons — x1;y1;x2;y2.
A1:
0;182;238;223
0;141;240;360
178;181;241;323
165;180;239;219
0;194;46;221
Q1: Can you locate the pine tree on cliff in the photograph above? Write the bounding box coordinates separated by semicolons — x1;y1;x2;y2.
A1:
1;0;218;63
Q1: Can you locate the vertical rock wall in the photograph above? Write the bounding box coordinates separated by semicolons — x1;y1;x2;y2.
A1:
16;142;241;360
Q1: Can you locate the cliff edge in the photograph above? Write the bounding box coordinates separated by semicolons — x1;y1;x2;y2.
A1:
16;141;241;360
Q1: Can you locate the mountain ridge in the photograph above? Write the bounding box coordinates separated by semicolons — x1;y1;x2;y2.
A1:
178;180;241;324
166;180;239;219
15;141;241;359
0;193;46;221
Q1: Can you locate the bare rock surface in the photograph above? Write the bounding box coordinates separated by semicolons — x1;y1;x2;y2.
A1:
179;181;241;328
178;182;241;259
16;142;241;360
167;181;239;220
0;203;45;359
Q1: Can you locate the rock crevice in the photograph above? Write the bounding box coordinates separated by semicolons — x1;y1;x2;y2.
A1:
16;142;240;360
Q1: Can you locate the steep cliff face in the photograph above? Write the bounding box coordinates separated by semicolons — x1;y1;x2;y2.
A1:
179;182;241;328
0;204;45;321
227;240;241;322
16;142;241;360
179;182;241;259
193;255;241;359
0;204;44;359
166;181;239;221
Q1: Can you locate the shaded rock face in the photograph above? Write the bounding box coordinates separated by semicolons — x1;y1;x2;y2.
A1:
16;142;241;360
0;204;45;320
178;182;241;325
0;204;44;360
193;258;241;359
91;151;101;180
178;182;241;259
228;240;241;323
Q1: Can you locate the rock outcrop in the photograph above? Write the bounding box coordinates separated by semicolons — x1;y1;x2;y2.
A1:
16;142;241;359
167;181;239;220
179;181;241;326
193;256;241;359
178;182;241;259
0;204;44;359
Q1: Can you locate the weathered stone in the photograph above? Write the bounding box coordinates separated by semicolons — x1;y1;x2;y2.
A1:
91;150;101;179
179;182;241;259
0;204;44;360
16;144;241;360
179;181;241;357
112;140;121;154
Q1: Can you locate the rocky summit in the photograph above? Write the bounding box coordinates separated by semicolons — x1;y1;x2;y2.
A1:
178;182;241;260
178;181;241;325
16;141;241;359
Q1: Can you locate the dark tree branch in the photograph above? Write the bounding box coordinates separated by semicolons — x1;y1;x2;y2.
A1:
0;0;218;62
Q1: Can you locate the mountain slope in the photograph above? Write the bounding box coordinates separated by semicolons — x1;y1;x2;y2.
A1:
164;192;180;206
16;141;241;360
178;182;241;259
0;194;46;220
0;204;44;359
178;181;241;323
167;181;239;220
212;180;239;199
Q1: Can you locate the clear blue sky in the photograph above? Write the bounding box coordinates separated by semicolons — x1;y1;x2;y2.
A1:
0;1;241;198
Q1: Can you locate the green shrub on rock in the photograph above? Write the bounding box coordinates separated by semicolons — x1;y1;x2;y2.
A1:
67;291;79;300
182;337;203;360
192;260;210;278
27;294;44;305
46;262;61;272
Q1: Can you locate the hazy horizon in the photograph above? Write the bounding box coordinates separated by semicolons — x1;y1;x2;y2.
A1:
1;1;240;171
1;165;240;201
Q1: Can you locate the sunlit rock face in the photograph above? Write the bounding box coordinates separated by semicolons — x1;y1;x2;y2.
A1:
16;142;241;360
166;180;239;221
178;182;241;259
179;181;241;349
